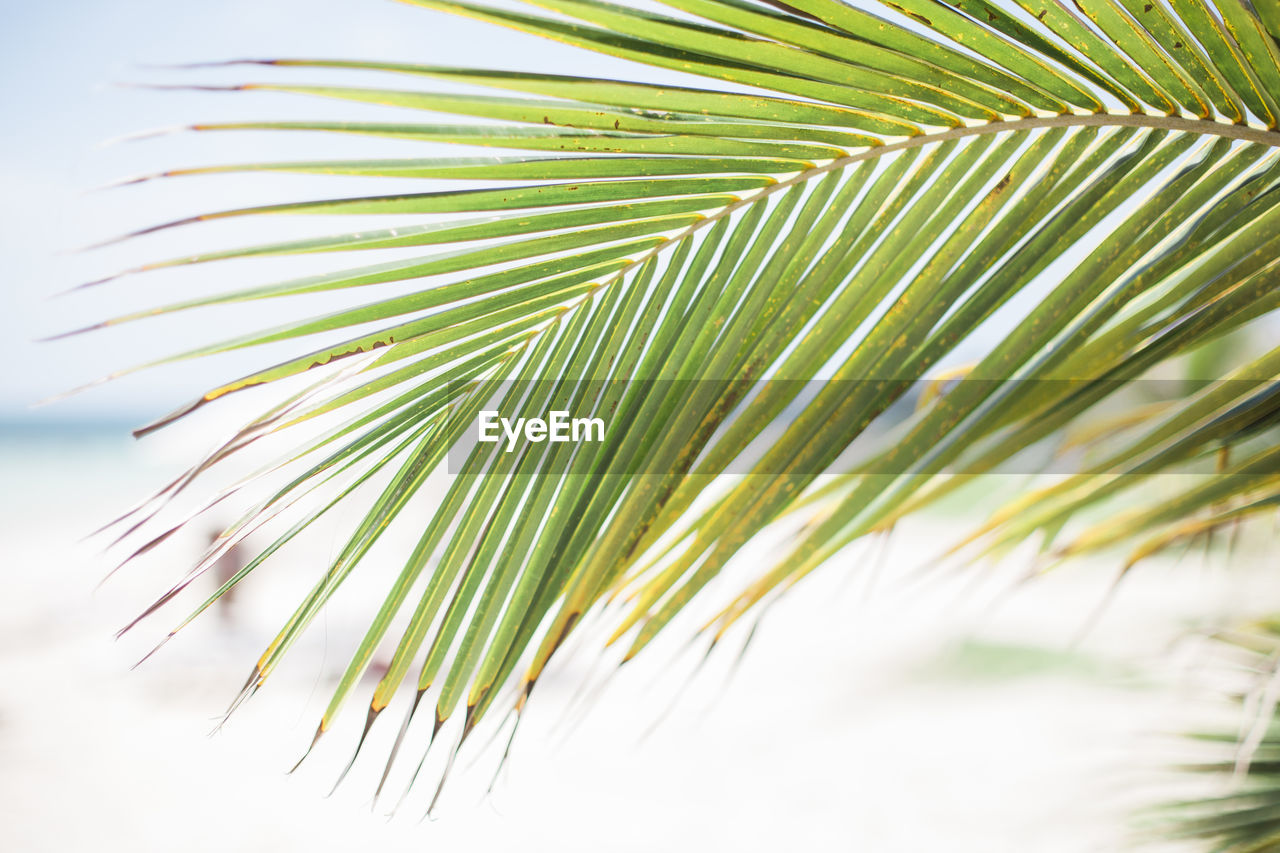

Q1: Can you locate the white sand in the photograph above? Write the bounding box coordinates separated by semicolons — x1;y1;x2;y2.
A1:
2;433;1261;852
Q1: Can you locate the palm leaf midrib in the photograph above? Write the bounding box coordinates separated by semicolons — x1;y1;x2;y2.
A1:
567;111;1280;316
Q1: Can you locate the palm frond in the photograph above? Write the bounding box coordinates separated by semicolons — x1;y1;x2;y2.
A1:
1153;621;1280;851
76;0;1280;807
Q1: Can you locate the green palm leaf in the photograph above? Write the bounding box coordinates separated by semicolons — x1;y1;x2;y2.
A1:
79;0;1280;813
1152;621;1280;851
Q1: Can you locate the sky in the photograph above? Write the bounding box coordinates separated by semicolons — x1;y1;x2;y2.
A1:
5;0;1260;432
1;0;655;425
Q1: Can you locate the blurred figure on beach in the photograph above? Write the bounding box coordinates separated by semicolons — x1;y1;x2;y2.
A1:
206;525;246;626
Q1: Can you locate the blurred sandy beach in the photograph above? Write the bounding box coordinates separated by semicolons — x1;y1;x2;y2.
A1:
2;421;1270;852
